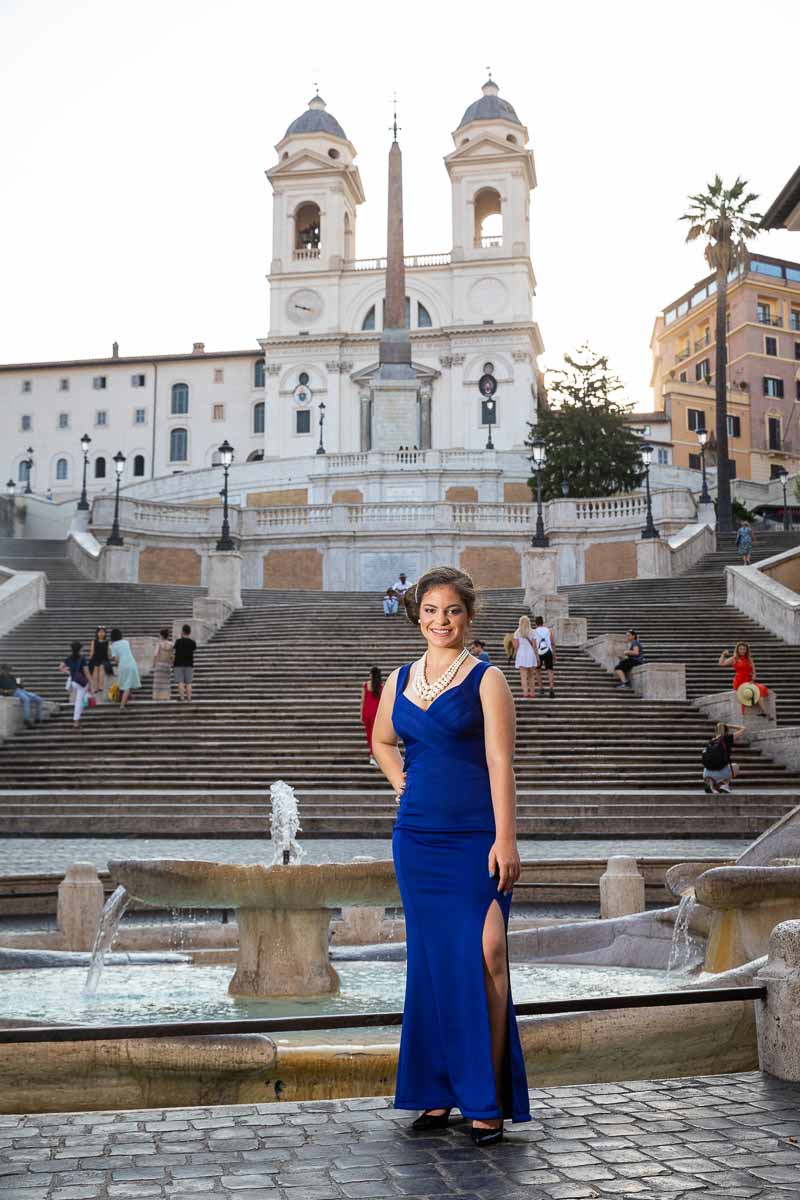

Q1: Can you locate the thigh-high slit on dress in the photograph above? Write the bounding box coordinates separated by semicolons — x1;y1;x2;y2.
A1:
391;660;531;1124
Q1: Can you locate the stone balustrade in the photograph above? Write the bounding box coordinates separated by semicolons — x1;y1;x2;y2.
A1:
727;547;800;644
0;567;46;638
545;488;696;534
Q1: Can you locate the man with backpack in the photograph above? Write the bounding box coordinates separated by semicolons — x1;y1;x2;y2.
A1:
701;721;745;794
533;615;557;698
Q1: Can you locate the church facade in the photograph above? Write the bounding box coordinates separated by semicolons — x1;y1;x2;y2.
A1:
0;79;544;500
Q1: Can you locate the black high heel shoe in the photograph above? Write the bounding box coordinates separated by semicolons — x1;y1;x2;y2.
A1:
469;1121;504;1147
411;1108;452;1131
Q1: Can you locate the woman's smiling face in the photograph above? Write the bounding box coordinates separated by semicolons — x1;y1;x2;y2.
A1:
418;586;470;650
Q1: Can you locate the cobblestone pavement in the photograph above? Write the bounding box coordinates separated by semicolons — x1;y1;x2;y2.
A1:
2;1072;800;1199
0;837;751;875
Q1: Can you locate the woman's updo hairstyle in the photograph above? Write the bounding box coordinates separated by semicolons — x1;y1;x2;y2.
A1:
406;565;477;627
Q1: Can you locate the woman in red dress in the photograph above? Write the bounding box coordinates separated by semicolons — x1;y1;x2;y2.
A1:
361;666;383;766
719;642;769;716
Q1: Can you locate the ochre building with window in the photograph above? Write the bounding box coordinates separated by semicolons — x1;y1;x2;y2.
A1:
650;254;800;482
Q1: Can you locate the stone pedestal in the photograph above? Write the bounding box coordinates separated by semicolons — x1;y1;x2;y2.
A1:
552;616;587;647
522;548;560;606
57;863;105;951
0;697;23;742
748;727;800;771
756;920;800;1080
102;544;133;583
338;906;385;946
172;618;216;647
128;636;158;679
527;592;568;622
636;538;672;579
69;509;91;535
370;377;419;451
630;662;686;700
697;502;716;530
192;596;233;629
694;688;777;738
585;633;629;674
230;908;339;998
207;551;242;610
600;856;645;919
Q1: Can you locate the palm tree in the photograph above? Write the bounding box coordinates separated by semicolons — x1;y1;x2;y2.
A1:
681;177;762;533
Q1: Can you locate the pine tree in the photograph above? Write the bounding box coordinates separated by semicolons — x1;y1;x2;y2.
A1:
527;346;645;501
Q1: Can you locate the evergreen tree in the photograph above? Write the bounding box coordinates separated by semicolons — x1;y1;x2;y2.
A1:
527;346;645;501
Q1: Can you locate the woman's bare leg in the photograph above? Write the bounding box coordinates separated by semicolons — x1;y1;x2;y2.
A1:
476;899;508;1129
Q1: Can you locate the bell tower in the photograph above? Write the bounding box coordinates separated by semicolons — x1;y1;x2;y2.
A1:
266;93;365;280
445;77;536;262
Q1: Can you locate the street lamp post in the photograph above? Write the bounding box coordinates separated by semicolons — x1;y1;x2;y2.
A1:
530;436;549;547
640;441;660;539
316;401;327;456
484;398;495;450
106;451;126;546
23;448;34;495
5;480;15;498
778;468;790;531
215;440;235;551
697;429;712;505
78;433;92;511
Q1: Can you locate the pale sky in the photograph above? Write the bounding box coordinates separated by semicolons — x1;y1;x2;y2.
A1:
1;0;798;408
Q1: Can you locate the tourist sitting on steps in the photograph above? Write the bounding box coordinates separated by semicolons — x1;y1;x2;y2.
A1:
614;630;644;689
383;587;399;616
471;639;490;663
719;642;770;718
173;624;197;703
0;662;45;727
393;572;410;598
702;721;745;794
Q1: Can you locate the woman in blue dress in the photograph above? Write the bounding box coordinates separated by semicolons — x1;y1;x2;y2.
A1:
372;565;530;1146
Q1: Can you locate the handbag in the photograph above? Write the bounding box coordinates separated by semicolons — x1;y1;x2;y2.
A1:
107;682;121;704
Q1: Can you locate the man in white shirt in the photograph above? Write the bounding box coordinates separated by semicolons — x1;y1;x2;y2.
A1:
393;573;410;597
533;615;556;698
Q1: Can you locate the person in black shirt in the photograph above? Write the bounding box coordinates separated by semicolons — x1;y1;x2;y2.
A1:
0;663;45;727
173;624;197;703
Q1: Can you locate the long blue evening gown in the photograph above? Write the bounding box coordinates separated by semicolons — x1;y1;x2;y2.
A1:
391;659;531;1124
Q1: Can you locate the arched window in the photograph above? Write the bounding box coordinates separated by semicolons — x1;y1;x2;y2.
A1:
247;450;264;462
418;303;432;328
253;401;265;434
361;305;376;331
210;449;222;466
294;202;321;253
94;456;106;479
56;458;68;481
133;454;145;477
171;382;189;415
18;460;29;483
474;187;503;247
170;428;188;462
254;358;265;388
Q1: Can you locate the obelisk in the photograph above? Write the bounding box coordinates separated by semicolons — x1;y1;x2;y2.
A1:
369;124;419;450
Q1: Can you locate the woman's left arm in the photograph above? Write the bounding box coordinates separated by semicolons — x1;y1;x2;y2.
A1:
481;666;520;894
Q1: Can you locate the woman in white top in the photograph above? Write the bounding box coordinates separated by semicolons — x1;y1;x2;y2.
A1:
512;615;537;699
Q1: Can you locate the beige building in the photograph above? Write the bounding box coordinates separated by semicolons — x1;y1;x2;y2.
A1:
651;254;800;483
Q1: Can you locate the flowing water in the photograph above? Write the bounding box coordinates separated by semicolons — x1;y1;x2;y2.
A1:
666;892;703;975
269;779;305;865
84;885;131;996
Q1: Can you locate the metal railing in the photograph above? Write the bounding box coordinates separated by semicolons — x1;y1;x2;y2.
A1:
0;986;767;1044
757;313;783;326
693;335;711;351
675;347;691;361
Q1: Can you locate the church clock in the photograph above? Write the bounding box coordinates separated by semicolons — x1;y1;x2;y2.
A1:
287;289;323;325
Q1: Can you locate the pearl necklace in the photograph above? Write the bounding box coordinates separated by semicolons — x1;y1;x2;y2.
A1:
412;646;470;704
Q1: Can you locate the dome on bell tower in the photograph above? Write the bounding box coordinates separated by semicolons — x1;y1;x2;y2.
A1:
457;78;521;129
285;94;347;140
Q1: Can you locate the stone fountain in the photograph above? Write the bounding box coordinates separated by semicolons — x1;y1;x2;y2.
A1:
111;856;400;998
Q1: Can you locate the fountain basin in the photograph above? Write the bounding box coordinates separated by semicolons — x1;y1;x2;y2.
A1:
110;859;401;998
694;865;800;972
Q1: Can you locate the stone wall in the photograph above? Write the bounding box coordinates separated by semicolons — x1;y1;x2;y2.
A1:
139;547;202;586
247;488;308;507
763;556;800;594
263;548;324;589
445;486;479;502
331;488;364;504
459;546;521;589
503;482;532;503
585;540;637;583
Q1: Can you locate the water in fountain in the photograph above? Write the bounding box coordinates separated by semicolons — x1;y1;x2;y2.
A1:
269;779;305;865
666;891;703;975
84;885;131;996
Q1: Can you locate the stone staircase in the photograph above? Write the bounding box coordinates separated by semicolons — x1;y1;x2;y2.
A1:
565;530;800;726
0;538;85;582
0;536;799;837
